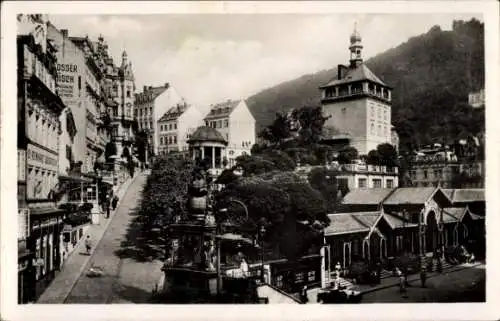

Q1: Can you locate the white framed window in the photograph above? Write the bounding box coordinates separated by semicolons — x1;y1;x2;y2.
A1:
358;178;367;188
307;270;316;282
295;272;304;283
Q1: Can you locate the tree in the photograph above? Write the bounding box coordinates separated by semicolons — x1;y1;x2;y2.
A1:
258;112;292;146
366;149;381;165
308;167;341;213
135;129;149;162
291;106;330;145
337;146;359;164
376;143;399;167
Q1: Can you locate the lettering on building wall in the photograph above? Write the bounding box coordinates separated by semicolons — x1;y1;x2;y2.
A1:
27;145;58;170
56;63;78;99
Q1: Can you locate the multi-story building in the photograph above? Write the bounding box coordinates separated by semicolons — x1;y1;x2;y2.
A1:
336;163;399;190
157;101;204;155
134;83;186;155
319;26;393;156
204;99;256;167
102;51;136;159
17;14;66;303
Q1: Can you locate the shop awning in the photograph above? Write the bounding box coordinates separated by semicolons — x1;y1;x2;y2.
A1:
29;207;65;216
59;174;93;183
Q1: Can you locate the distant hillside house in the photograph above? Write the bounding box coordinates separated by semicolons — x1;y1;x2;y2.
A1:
468;89;484;108
204;100;256;167
319;25;393;156
157;102;204;155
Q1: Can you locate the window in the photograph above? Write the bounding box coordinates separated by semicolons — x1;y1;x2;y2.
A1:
386;179;394;188
66;145;72;161
127;90;130;98
358;178;367;188
373;179;382;188
224;119;229;128
275;275;284;288
173;136;177;144
169;124;172;131
149;107;152;115
205;121;209;126
307;271;316;282
396;235;404;252
174;123;177;130
370;123;375;135
294;272;304;283
423;170;428;179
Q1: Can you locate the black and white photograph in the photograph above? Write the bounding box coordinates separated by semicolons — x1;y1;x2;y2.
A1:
1;1;499;320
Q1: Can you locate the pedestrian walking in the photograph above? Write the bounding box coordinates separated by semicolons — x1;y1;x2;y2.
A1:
112;195;119;210
396;267;406;294
335;261;342;276
84;235;92;255
300;285;309;304
420;269;427;288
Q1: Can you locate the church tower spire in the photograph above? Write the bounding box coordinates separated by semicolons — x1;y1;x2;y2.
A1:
349;22;363;68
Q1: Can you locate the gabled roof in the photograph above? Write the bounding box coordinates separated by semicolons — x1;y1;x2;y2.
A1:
135;86;169;102
325;212;377;236
380;213;418;229
204;100;241;120
442;188;485;203
383;187;439;205
442;207;465;223
342;188;395;205
351;212;380;228
320;64;388;88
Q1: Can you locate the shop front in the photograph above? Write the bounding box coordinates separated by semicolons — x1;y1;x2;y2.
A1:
27;207;65;301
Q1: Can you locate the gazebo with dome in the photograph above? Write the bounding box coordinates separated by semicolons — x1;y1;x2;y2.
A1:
187;126;228;175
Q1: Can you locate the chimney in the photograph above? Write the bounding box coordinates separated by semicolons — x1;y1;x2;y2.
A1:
337;64;349;80
164;82;169;88
61;29;68;38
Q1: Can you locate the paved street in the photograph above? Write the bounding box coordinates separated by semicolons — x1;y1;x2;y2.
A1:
362;263;485;303
63;172;164;303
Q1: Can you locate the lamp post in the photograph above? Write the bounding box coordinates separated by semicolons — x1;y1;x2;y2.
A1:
216;198;249;295
258;218;266;283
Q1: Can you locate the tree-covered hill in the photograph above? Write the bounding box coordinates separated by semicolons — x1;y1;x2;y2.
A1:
246;19;484;152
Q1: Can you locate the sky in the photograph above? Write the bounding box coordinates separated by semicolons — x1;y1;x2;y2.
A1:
49;13;482;111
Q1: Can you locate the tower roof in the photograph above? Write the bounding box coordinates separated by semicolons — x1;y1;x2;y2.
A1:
320;64;389;88
350;22;362;44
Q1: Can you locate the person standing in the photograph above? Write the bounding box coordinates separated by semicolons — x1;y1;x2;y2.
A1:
84;235;92;255
105;192;111;219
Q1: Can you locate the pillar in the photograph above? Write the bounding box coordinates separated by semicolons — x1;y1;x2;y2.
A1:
212;146;215;169
201;146;205;160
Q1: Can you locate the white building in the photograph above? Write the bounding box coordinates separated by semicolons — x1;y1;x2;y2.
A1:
134;83;186;155
157;102;204;155
204;100;256;167
336;163;399;190
319;25;393;156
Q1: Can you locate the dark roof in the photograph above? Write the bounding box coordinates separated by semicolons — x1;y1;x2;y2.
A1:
159;103;189;122
187;126;227;144
204;100;241;120
325;212;378;236
320;64;388;88
351;212;379;228
381;213;417;229
442;207;465;223
135;85;168;102
342;188;395;205
383;187;437;205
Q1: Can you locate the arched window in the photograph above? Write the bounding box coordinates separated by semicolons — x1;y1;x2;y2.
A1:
370;123;375;135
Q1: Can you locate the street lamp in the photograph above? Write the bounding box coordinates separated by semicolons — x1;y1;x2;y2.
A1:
215;197;249;294
258;218;266;283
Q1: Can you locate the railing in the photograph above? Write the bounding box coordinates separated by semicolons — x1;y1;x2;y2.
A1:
323;89;390;102
339;163;398;174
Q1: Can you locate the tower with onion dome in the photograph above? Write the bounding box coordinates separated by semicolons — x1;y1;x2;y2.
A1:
319;23;394;156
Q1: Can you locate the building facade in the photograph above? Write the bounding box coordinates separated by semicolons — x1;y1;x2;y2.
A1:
135;83;186;155
336;163;399;189
204;100;256;168
17;14;66;303
157;102;204;155
319;26;393;156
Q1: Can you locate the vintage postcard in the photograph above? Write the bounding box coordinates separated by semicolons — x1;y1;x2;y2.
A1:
1;1;499;321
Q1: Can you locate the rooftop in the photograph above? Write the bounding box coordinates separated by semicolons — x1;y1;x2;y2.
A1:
325;212;378;236
159;103;189;122
320;64;388;88
383;187;438;205
342;188;395;205
442;188;485;203
204;100;241;120
187;126;227;145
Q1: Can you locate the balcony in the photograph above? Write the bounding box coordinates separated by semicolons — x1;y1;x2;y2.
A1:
339;163;398;175
322;88;391;103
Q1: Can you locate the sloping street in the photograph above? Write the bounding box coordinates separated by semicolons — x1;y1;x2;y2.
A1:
63;172;164;303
